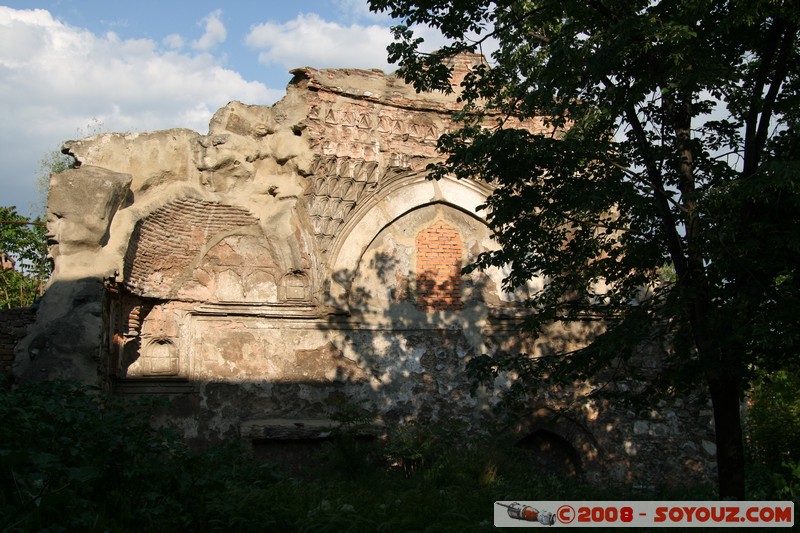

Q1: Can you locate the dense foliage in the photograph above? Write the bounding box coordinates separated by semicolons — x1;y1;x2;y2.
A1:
369;0;800;499
746;370;800;500
0;140;75;308
0;381;716;531
0;207;50;309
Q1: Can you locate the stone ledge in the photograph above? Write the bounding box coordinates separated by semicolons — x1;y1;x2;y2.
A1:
193;303;321;318
112;378;197;395
241;417;384;440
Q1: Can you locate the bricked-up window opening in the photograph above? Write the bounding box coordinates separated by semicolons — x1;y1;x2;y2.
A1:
415;222;463;311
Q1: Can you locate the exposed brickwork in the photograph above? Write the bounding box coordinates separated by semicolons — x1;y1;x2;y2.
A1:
416;223;463;311
0;306;36;378
124;198;257;297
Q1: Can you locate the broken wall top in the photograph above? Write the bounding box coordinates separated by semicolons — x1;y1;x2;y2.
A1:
19;53;548;384
54;53;541;292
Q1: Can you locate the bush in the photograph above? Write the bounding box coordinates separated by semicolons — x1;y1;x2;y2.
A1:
746;369;800;500
0;380;187;529
0;380;717;530
0;380;267;530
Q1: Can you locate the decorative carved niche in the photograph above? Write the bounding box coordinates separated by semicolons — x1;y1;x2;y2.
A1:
281;271;312;303
139;338;179;376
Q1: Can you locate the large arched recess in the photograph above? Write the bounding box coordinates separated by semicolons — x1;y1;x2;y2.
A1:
511;407;606;477
327;172;493;304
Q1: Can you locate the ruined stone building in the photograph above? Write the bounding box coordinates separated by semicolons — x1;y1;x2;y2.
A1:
12;54;716;486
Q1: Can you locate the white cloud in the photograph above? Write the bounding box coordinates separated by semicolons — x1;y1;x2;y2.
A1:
0;7;282;215
163;33;184;50
245;11;458;74
333;0;394;23
192;9;226;51
245;13;394;71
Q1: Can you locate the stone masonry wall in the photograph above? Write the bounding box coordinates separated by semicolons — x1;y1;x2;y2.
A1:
0;306;36;378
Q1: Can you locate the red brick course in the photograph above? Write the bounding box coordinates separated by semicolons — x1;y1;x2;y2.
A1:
415;223;463;311
124;198;257;297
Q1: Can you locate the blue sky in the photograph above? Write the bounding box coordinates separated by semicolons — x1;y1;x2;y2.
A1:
0;1;437;216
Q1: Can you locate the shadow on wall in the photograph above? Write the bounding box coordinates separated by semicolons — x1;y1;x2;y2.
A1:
0;306;38;378
317;243;608;478
13;196;609;476
13;269;716;488
14;277;108;384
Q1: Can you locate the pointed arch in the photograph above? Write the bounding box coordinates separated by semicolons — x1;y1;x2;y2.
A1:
328;174;491;303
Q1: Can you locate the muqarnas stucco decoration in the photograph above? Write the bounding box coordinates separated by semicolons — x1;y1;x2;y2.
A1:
14;54;717;488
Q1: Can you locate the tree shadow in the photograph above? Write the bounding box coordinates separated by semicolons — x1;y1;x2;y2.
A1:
13;202;717;491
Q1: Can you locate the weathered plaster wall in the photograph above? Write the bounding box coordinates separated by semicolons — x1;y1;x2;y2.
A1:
13;54;716;488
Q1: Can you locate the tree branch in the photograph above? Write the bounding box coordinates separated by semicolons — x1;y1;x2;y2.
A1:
623;100;688;281
0;220;46;227
743;18;787;176
752;22;797;171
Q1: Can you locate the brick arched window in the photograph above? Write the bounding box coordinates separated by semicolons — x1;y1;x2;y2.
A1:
415;222;463;311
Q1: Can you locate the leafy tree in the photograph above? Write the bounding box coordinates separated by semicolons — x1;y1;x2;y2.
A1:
369;0;800;499
0;207;50;308
1;122;89;306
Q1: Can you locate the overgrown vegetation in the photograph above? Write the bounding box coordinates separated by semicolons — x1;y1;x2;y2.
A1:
35;150;76;217
0;121;101;308
0;381;720;531
745;370;800;501
0;207;50;309
0;141;76;309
